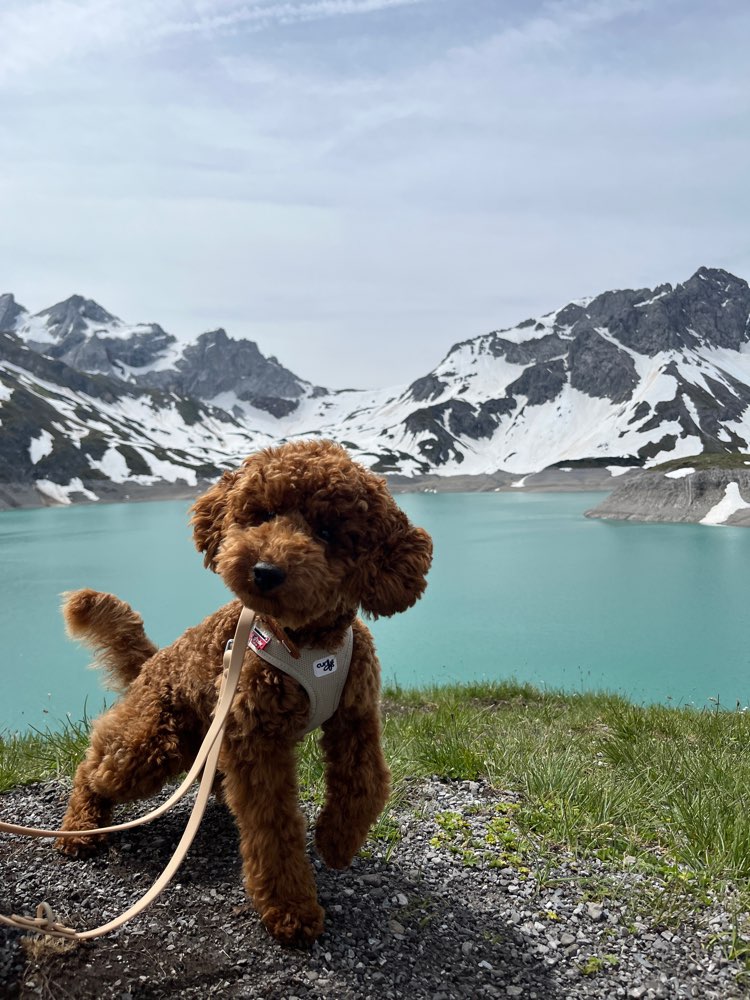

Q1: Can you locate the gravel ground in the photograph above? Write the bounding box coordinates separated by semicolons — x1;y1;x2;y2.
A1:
1;777;747;999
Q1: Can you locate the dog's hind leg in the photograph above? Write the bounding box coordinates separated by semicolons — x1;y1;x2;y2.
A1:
56;679;194;858
63;588;158;689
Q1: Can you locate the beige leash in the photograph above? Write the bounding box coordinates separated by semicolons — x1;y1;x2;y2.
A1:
0;606;256;940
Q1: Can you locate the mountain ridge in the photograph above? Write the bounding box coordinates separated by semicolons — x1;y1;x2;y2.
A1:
2;266;750;506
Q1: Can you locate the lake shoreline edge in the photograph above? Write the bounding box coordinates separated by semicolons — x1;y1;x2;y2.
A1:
4;464;750;527
0;467;620;514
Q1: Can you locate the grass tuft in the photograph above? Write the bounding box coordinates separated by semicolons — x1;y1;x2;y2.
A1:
0;717;90;793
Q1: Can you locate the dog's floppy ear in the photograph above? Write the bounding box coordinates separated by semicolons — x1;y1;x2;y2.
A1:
190;470;239;571
359;513;433;618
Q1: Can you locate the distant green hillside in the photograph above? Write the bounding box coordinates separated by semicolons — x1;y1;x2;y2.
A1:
654;452;750;473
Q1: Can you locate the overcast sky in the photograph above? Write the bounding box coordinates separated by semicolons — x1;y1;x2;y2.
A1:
1;0;748;389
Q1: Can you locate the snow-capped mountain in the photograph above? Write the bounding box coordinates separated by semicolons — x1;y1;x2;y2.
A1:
2;266;750;504
356;265;750;475
8;293;174;374
0;328;278;502
218;265;750;477
7;293;323;417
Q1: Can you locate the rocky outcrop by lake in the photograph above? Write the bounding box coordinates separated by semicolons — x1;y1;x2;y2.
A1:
585;468;750;527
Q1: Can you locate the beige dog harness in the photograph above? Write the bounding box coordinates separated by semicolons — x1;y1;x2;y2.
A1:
246;618;353;734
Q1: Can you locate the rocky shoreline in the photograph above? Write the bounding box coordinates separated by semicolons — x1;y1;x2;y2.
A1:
586;468;750;527
388;467;626;494
1;776;746;999
4;465;750;529
0;467;622;513
0;480;211;513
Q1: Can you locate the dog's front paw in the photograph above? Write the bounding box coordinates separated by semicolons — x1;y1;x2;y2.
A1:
261;900;325;946
315;814;359;870
54;832;106;859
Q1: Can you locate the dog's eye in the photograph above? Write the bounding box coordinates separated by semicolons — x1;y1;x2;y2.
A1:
257;510;276;523
317;526;332;543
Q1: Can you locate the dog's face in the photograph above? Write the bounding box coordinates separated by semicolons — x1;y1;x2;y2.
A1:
191;440;433;629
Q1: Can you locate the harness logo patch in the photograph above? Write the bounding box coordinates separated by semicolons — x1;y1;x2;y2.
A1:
313;655;337;678
249;625;271;651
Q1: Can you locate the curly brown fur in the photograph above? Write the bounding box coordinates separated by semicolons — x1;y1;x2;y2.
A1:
63;589;158;689
58;440;432;945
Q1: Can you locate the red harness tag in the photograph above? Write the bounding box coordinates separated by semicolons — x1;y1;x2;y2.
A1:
249;624;271;651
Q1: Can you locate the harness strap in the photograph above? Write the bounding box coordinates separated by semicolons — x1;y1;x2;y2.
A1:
0;606;256;940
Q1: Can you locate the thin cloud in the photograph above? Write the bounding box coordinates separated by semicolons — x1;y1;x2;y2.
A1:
448;0;657;63
0;0;439;85
161;0;437;37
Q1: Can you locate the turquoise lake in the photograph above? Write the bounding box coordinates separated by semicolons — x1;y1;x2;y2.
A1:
1;492;749;733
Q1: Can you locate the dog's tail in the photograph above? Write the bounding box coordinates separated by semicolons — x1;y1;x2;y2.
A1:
62;589;158;690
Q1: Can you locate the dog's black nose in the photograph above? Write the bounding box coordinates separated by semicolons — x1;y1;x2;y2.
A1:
253;562;286;592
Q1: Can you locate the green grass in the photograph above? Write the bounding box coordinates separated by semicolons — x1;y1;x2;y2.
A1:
0;718;90;792
4;680;750;923
377;684;750;881
654;451;750;472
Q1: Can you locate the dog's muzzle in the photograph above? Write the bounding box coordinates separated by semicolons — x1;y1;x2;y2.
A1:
253;562;287;593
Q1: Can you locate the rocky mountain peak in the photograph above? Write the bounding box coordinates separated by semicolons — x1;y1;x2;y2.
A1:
166;328;307;403
563;268;750;356
0;293;26;331
687;265;749;290
198;327;230;345
33;295;120;340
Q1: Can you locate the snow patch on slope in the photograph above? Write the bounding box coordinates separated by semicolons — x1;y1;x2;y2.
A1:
29;430;53;464
36;478;99;505
87;447;131;483
491;298;590;345
20;315;56;345
700;483;750;525
132;448;198;485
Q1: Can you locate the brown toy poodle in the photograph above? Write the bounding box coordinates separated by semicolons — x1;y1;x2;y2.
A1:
56;439;433;945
